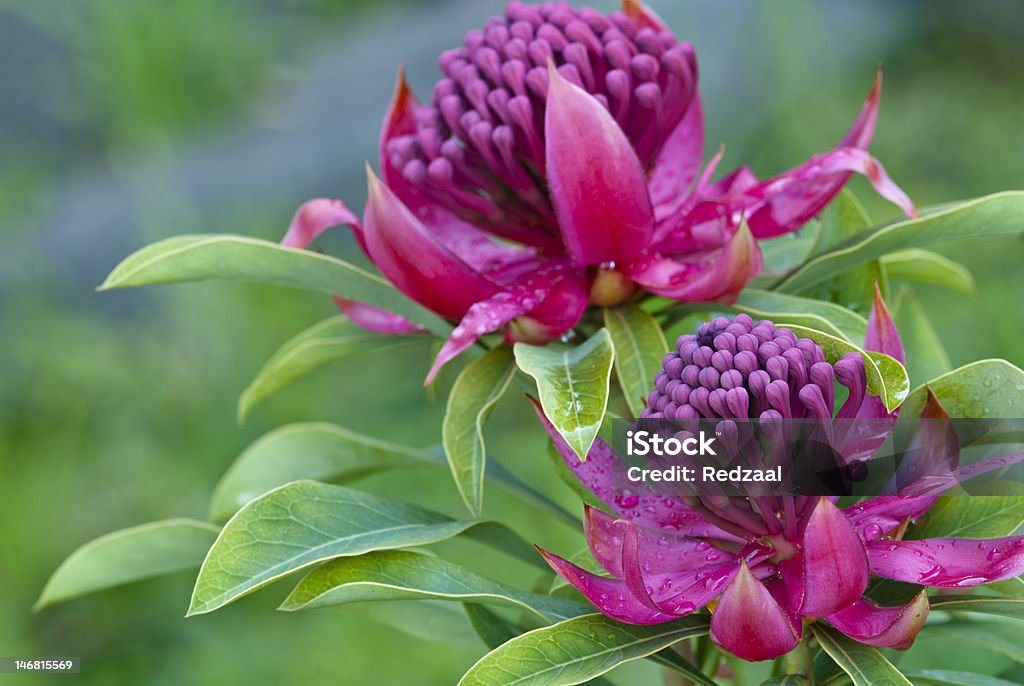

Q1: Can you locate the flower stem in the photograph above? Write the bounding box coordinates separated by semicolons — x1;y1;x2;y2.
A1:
783;631;815;684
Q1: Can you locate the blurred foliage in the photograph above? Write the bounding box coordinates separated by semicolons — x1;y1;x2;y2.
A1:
1;0;1022;684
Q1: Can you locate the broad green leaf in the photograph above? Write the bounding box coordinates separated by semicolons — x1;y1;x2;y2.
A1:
648;649;717;686
759;229;820;275
207;423;576;527
603;304;669;417
811;625;912;686
918;620;1024;664
208;423;432;522
237;316;424;421
280;549;587;622
99;234;449;335
777;192;1024;293
443;346;517;516
652;289;868;343
901;360;1024;419
802;189;888;316
515;329;615;461
881;248;977;296
350;600;481;648
891;287;952;386
36;519;219;609
464;604;527;650
730;289;867;341
987;576;1024;597
761;677;810;686
778;324;909;413
928;596;1024;620
189;481;536;616
906;670;1022;686
457;613;709;686
909;496;1024;540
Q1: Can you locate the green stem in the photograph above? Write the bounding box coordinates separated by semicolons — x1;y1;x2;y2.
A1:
783;631;815;684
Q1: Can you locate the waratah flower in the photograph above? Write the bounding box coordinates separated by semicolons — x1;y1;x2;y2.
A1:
282;0;917;382
534;297;1024;661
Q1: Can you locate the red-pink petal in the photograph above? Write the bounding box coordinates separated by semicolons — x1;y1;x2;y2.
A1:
535;547;676;625
867;536;1024;587
332;297;425;335
530;399;742;542
711;561;802;661
840;67;882;150
281;198;362;250
630;217;762;304
584;505;725;577
363;168;498;321
545;63;655;266
843;496;938;540
747;146;916;239
864;283;904;363
424;266;587;384
801;498;870;616
649;97;704;217
827;591;929;649
897;452;1024;497
889;388;959;491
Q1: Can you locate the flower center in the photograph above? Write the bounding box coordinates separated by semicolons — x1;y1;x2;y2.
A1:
385;1;697;242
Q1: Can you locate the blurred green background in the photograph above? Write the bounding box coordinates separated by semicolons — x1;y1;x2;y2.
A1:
2;0;1022;684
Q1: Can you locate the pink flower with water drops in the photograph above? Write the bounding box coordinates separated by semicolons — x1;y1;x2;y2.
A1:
281;1;916;382
535;294;1024;661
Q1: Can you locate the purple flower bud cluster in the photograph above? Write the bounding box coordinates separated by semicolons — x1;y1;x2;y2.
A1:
385;0;697;240
642;314;868;423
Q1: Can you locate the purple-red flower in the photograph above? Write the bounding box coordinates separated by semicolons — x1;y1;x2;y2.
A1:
535;295;1024;661
283;1;916;382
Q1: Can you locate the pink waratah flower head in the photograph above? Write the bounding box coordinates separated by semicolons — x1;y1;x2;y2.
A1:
535;296;1024;661
282;0;917;382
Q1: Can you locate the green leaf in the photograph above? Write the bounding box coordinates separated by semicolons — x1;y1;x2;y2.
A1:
986;576;1024;597
36;519;219;610
350;600;481;648
188;480;534;616
603;304;669;417
207;423;577;528
776;192;1024;293
777;324;909;413
464;604;527;650
730;289;867;341
801;189;888;316
443;346;517;516
208;423;432;523
280;549;587;622
237;316;424;421
99;234;449;335
457;613;709;686
811;625;912;686
891;287;952;386
761;677;810;686
906;670;1023;686
514;329;615;461
928;595;1024;620
918;620;1024;664
652;289;868;343
881;248;977;296
908;496;1024;540
759;229;820;275
901;359;1024;419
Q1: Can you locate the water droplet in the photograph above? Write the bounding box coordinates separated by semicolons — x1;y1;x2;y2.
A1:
864;524;883;539
706;551;722;561
615;493;639;509
918;565;945;583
